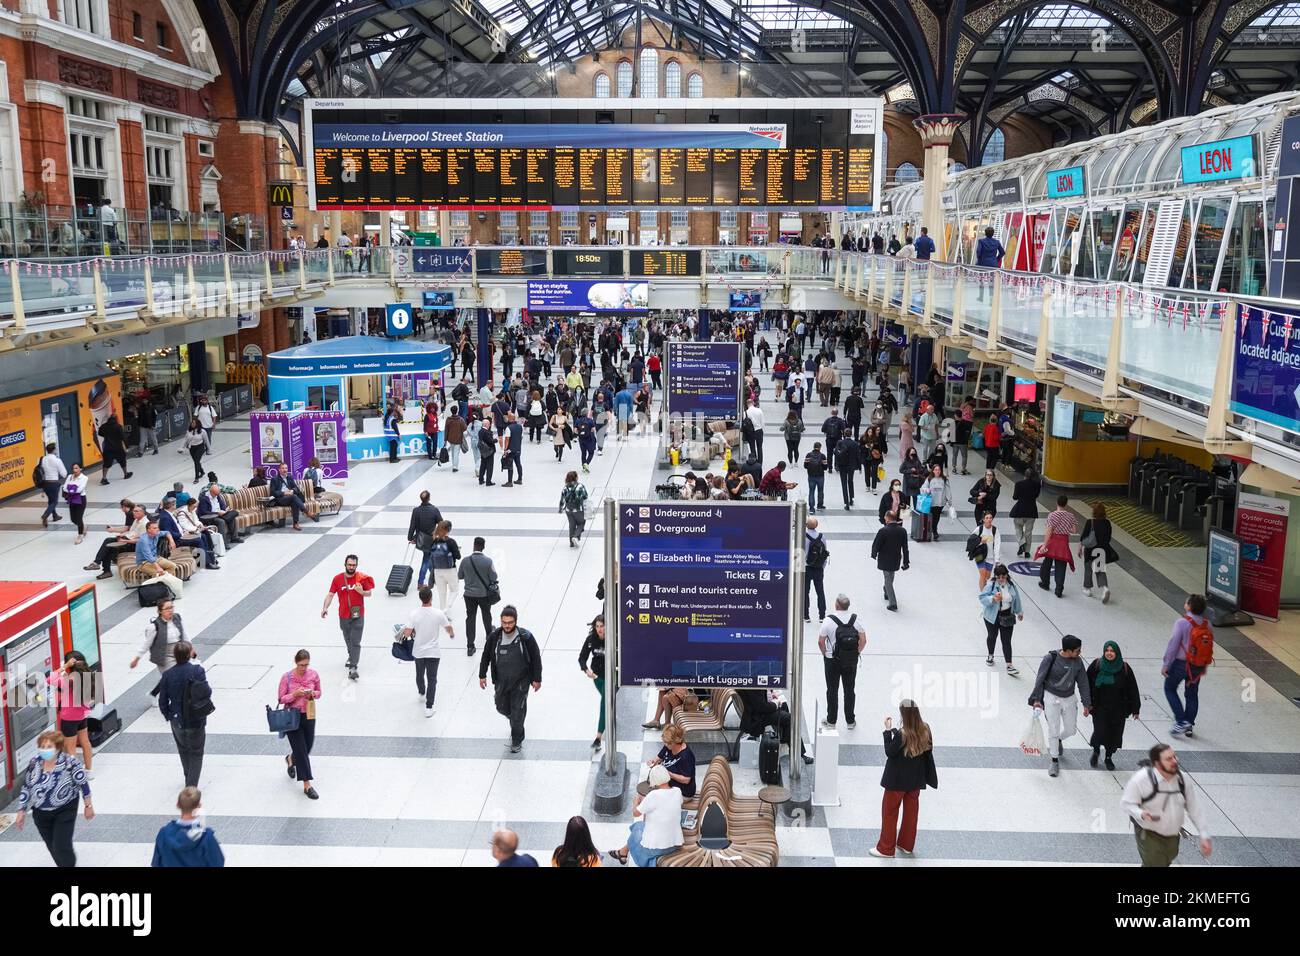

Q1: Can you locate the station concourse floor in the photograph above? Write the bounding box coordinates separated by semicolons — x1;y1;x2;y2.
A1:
1;347;1298;868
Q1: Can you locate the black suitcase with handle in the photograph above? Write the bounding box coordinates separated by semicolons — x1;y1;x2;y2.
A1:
759;728;782;784
386;544;414;596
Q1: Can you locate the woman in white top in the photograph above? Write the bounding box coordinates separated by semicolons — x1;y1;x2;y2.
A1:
179;499;223;558
182;418;207;481
62;464;90;544
975;510;1002;590
607;764;683;867
919;464;950;542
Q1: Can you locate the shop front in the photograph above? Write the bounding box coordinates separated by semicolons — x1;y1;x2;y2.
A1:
265;336;451;463
1041;389;1137;487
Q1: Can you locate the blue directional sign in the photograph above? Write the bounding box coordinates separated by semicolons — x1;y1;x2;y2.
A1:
616;501;793;688
664;341;743;418
412;248;472;273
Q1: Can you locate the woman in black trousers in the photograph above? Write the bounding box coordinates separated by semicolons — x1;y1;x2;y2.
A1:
183;418;208;482
278;649;321;799
15;729;94;866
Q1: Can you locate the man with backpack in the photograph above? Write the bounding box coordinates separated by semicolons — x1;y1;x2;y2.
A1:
818;595;867;728
1028;635;1091;777
478;605;542;754
1121;743;1212;866
834;433;861;509
1162;594;1213;737
157;641;213;788
821;408;847;474
804;517;829;622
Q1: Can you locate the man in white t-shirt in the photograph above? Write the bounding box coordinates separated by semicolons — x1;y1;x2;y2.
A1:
194;395;218;447
817;594;867;729
744;400;764;464
400;585;455;715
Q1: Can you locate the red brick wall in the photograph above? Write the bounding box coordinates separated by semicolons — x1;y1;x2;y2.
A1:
108;0;191;66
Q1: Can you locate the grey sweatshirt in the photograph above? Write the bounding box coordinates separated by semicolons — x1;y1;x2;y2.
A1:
1029;651;1091;708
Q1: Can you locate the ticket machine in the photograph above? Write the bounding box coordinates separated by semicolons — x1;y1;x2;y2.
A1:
0;582;68;803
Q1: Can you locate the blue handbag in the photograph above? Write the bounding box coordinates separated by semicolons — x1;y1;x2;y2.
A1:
265;704;301;735
391;636;415;662
915;492;933;514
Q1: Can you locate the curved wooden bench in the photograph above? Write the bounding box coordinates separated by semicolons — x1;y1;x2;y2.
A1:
229;486;292;532
303;483;343;517
117;547;198;587
671;689;745;760
659;756;779;868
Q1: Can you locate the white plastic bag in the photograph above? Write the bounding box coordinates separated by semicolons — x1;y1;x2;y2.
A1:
1018;712;1048;757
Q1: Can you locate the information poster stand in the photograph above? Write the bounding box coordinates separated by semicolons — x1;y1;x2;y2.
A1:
660;340;744;468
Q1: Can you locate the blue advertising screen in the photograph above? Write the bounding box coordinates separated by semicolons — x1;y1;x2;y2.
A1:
67;588;100;670
1045;164;1085;199
664;341;743;418
1206;529;1242;606
1181;135;1255;185
527;280;648;312
422;290;455;310
1231;304;1300;431
616;501;792;687
728;290;762;312
411;248;471;273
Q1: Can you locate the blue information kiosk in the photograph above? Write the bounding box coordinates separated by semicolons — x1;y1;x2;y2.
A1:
265;336;452;463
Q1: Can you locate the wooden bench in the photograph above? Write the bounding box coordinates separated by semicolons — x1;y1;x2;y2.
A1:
659;756;779;868
116;547;199;587
303;483;343;518
229;486;293;532
671;688;745;761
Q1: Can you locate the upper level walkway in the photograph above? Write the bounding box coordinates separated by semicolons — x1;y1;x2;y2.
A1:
0;245;1296;480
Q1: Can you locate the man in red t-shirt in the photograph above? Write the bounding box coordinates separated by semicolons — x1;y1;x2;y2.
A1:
982;417;1002;471
321;554;374;680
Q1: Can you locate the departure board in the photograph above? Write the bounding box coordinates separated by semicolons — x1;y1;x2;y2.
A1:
554;249;623;275
606;148;631;205
578;149;605;205
685;149;711;204
477;249;548;276
712;149;738;206
306;101;882;209
792;148;819;205
632;149;658;205
739;149;766;206
630;249;703;277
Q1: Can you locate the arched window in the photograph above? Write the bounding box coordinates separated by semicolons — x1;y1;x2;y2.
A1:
594;72;611;98
665;60;681;97
639;47;658;97
983;127;1006;164
896;161;919;182
616;60;633;97
687;72;703;98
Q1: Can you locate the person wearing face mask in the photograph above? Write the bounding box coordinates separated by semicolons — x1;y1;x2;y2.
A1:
878;478;908;525
14;729;94;867
152;786;225;867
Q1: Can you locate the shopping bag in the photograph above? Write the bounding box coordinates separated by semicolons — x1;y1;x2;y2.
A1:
945;502;957;520
915;492;933;514
1018;712;1049;757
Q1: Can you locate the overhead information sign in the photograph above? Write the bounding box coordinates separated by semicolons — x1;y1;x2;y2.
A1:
1231;303;1300;432
552;249;622;276
1181;135;1256;185
411;248;471;273
1045;164;1085;199
664;341;743;418
629;249;702;277
616;501;793;688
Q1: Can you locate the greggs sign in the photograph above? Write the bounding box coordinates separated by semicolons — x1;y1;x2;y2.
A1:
1180;135;1256;185
1045;164;1085;199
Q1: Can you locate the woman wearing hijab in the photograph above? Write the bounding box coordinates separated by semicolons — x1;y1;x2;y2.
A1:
1086;641;1140;770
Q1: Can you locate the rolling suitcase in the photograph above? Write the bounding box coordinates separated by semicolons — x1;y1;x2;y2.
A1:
386;544;414;596
910;508;930;543
759;728;782;784
137;581;172;607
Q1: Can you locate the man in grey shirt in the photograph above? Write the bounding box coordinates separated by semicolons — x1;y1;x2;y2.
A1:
458;536;499;657
1028;634;1092;777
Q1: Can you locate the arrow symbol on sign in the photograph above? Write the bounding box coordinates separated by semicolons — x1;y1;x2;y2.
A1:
625;553;635;561
625;523;634;531
775;571;784;580
625;584;634;592
625;614;634;623
626;599;634;607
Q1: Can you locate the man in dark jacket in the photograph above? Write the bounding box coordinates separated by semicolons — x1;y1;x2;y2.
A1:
157;642;211;787
975;227;1006;268
197;483;241;545
871;509;910;611
821;409;847;474
408;491;444;586
502;412;525;486
96;414;132;485
844;387;866;439
137;400;159;456
478;605;542;753
834;434;861;509
270;470;314;530
1010;466;1042;557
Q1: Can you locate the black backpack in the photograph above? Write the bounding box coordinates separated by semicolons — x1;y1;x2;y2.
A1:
828;614;860;664
741;415;755;439
183;673;216;722
805;534;829;568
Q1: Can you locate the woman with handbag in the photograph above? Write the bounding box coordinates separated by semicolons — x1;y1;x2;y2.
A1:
970;468;1002;524
578;614;607;751
899;447;926;509
1080;502;1119;604
549;409;570;462
62;463;89;545
978;563;1022;675
973;510;1003;590
278;649;321;799
878;478;908;525
919;464;950;541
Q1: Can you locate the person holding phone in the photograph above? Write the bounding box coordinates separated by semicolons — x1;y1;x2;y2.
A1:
322;555;374;681
51;651;95;777
279;649;321;799
870;700;938;858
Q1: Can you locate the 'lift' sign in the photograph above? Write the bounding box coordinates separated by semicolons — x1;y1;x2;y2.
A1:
1045;164;1086;198
1180;135;1256;185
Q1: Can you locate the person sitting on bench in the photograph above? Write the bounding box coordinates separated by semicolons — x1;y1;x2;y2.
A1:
737;689;813;765
270;470;316;531
84;503;147;579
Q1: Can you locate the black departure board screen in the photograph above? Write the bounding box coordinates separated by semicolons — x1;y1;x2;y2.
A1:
307;102;880;209
554;249;623;275
477;249;548;276
739;149;766;206
630;249;703;277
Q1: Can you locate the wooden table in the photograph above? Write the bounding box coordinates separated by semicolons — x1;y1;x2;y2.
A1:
636;780;652;797
757;784;790;821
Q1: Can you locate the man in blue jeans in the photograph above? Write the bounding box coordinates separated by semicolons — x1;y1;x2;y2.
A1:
802;442;827;513
1162;594;1210;737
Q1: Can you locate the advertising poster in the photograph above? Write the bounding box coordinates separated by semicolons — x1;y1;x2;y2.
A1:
1233;492;1290;619
301;411;349;478
1230;304;1300;432
1205;528;1242;608
249;411;289;475
0;374;121;501
526;280;649;312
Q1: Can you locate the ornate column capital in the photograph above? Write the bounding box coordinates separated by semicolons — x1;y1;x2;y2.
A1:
913;113;967;148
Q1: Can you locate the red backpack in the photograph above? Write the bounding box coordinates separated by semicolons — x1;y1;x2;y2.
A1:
1183;615;1214;669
